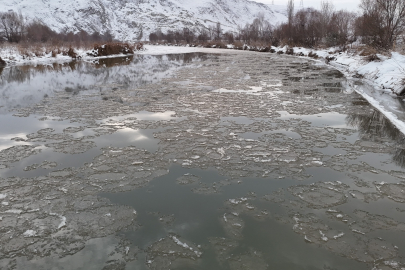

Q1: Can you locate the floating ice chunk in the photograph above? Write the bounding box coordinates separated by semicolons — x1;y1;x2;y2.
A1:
0;194;6;199
58;216;67;229
182;160;192;166
333;232;345;239
125;246;130;255
336;214;343;218
352;229;365;235
223;214;227;222
23;230;37;237
312;161;323;165
50;213;67;229
105;213;111;217
217;147;225;157
132;161;144;165
191;155;200;160
229;199;239;205
319;231;328;242
171;235;202;257
384;261;399;268
5;209;22;214
304;235;312;243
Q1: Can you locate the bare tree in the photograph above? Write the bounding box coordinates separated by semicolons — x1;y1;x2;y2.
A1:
320;0;335;38
215;22;222;40
0;11;25;42
287;0;295;39
359;0;405;49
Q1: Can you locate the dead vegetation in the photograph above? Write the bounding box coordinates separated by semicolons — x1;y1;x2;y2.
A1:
87;42;141;57
308;51;319;59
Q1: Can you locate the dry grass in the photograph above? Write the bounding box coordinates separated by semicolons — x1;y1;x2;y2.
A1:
233;41;244;50
286;47;294;55
87;42;143;57
1;41;143;60
359;46;378;56
308;51;319;59
203;41;227;49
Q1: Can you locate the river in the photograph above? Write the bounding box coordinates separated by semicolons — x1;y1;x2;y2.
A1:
0;51;404;269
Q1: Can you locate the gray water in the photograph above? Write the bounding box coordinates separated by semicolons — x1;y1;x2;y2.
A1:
0;52;405;270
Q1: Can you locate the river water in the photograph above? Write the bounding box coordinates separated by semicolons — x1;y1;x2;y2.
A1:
0;52;405;270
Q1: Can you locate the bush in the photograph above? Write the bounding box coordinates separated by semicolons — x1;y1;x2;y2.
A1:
359;46;377;56
308;51;319;59
87;43;135;57
259;47;271;52
66;47;77;58
233;41;244;50
366;54;380;62
0;57;6;67
325;56;336;64
277;50;284;54
286;47;294;55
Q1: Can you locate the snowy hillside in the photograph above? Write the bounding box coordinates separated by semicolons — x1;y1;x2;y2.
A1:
0;0;287;41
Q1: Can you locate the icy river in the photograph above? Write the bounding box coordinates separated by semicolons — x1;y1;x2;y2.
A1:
1;51;405;269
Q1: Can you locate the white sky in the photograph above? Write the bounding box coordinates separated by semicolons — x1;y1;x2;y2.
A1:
256;0;362;12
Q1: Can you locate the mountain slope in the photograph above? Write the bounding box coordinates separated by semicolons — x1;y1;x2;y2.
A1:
0;0;287;41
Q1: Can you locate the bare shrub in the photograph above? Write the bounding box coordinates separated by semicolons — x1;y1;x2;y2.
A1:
135;43;143;51
366;54;380;62
308;51;319;58
0;57;6;66
286;47;294;55
233;41;244;50
87;43;134;57
259;47;271;52
358;0;405;49
359;46;377;56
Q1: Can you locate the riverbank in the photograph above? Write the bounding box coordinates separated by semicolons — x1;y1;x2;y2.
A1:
0;42;144;65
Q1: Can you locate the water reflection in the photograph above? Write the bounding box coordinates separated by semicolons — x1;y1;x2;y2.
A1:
0;53;208;113
346;106;405;167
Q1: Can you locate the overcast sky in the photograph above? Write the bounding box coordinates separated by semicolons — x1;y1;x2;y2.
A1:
256;0;361;12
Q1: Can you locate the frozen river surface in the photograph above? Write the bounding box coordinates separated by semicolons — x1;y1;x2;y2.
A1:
1;52;405;269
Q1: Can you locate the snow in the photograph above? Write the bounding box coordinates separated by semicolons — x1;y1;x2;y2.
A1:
50;213;67;229
0;0;287;42
23;230;37;237
333;232;345;239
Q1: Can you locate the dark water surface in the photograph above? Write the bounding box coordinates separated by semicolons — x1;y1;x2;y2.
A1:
1;52;405;270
